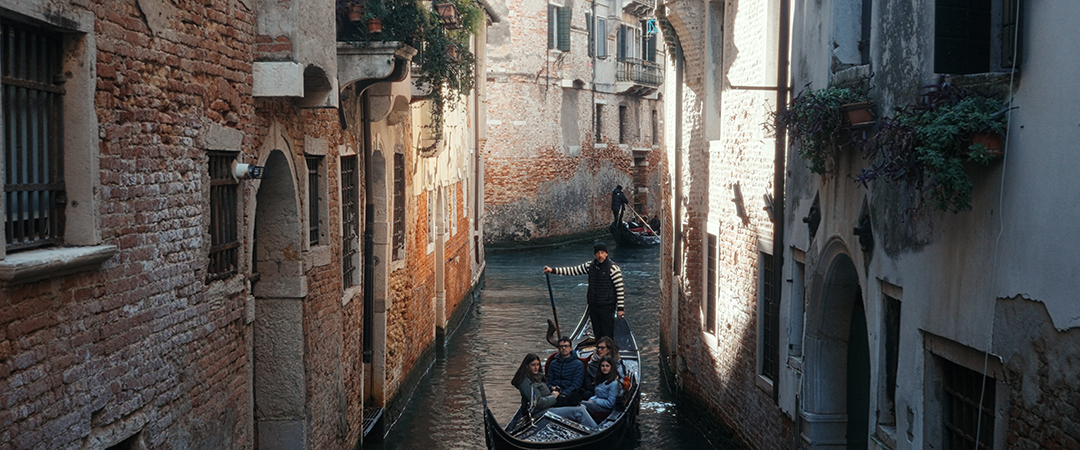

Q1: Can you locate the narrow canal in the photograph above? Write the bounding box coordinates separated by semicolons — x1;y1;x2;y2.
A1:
372;240;746;449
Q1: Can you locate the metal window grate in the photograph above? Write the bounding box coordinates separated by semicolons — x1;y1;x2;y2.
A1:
306;156;321;245
595;105;603;142
761;252;779;381
943;359;995;450
208;152;238;279
392;153;405;260
705;234;717;333
341;155;358;288
3;20;65;252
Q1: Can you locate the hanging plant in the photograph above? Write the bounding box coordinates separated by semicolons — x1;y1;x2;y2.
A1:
774;85;873;174
856;83;1009;212
337;0;482;142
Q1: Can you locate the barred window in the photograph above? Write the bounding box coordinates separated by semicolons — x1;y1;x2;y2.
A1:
341;155;359;288
942;358;995;449
306;155;323;245
935;0;1021;74
705;234;717;334
760;252;779;382
3;20;65;253
208;152;239;279
392;153;405;261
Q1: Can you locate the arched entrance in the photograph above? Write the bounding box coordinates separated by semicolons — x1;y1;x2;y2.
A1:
801;241;870;449
252;148;308;449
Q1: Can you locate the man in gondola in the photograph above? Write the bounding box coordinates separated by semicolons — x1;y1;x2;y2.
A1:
611;185;629;228
548;337;586;406
543;242;625;340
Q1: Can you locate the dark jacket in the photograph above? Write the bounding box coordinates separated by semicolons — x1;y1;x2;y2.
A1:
517;376;556;412
611;188;629;211
547;351;585;393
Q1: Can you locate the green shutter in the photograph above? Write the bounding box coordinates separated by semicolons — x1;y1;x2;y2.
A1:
548;5;556;49
587;13;593;56
1001;0;1021;68
557;7;571;51
617;25;626;60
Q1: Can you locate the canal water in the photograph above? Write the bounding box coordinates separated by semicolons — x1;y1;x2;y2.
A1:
372;240;746;449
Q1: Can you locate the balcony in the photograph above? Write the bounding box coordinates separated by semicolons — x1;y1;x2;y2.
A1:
616;57;663;96
623;0;656;17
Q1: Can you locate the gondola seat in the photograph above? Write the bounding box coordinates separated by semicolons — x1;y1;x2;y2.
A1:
588;409;611;424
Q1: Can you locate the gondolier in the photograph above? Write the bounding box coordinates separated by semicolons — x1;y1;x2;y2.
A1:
611;185;629;227
543;242;625;340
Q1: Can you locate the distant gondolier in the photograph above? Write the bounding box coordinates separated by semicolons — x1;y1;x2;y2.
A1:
543;242;625;340
611;186;629;227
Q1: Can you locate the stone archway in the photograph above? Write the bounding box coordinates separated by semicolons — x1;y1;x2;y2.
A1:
801;240;870;449
252;148;308;450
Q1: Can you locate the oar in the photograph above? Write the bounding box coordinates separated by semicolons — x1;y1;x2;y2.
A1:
626;203;658;237
546;273;562;343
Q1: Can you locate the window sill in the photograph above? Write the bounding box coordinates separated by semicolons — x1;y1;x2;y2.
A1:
0;245;117;286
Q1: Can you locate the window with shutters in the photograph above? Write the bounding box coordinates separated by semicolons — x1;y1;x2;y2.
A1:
208;152;239;279
586;13;593;56
392;153;405;261
935;0;1021;74
759;251;779;383
704;234;717;334
641;20;657;62
306;155;325;246
3;20;65;253
618;105;628;144
548;5;571;52
594;104;603;143
597;18;607;58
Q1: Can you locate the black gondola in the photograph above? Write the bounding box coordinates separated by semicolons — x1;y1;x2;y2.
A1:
608;221;660;248
481;312;641;450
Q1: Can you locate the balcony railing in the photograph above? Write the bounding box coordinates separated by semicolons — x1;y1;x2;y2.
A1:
623;0;656;16
616;57;663;86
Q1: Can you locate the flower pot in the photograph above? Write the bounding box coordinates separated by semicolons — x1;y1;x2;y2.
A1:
367;18;382;34
435;3;462;29
840;101;875;128
347;5;363;22
970;132;1004;158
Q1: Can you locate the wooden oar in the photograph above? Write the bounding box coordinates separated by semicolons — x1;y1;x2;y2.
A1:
546;273;562;346
626;203;659;237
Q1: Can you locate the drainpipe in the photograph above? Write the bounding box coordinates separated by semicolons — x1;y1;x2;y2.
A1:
772;0;791;403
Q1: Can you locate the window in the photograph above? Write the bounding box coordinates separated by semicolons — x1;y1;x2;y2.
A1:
760;251;779;382
208;152;239;279
642;20;658;62
882;294;902;426
449;183;457;235
618;105;628;144
548;5;570;52
306;156;324;245
341;155;359;288
651;109;659;145
597;18;607;58
935;0;1021;74
427;189;436;245
586;13;593;56
941;357;995;449
705;234;717;334
594;104;603;142
3;20;65;253
392;153;405;261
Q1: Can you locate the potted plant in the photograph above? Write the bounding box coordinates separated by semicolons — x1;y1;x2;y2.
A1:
775;85;874;174
856;84;1009;212
434;3;462;29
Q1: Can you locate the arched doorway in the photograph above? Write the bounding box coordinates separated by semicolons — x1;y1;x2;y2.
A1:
252;149;308;450
801;242;870;449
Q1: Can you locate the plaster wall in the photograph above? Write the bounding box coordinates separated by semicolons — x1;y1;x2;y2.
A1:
782;1;1080;448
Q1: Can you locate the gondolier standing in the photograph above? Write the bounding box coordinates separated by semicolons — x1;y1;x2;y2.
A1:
543;242;625;340
611;185;629;227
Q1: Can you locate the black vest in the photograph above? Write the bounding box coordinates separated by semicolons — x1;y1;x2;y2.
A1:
587;259;616;307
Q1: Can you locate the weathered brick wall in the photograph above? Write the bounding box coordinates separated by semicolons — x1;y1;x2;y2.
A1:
662;0;792;448
484;0;663;243
1;0;257;448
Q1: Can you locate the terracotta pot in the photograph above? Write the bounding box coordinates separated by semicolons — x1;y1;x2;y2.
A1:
347;5;363;22
840;101;875;128
970;132;1004;158
367;18;382;34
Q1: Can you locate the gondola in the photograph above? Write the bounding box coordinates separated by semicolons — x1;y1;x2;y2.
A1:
480;311;641;450
609;221;660;248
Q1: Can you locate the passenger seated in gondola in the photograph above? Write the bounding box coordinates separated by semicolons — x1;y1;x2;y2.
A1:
548;337;586;407
581;356;621;418
584;336;622;387
512;353;599;429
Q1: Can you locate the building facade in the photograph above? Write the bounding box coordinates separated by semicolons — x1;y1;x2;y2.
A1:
662;0;1080;449
0;0;493;448
483;0;664;243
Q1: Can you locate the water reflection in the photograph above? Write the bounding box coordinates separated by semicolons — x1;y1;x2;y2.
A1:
373;241;744;449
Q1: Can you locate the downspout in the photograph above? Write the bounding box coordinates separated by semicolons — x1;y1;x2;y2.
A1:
673;43;683;278
772;0;791;403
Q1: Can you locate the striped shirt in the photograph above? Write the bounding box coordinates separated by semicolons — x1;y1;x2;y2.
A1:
551;261;625;311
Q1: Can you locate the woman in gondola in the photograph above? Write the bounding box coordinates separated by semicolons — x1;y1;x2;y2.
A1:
580;356;621;417
511;353;599;429
585;336;622;387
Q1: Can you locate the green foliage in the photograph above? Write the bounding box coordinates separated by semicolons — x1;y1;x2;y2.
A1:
776;86;870;174
857;85;1008;212
338;0;481;142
